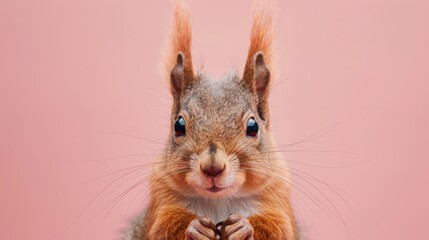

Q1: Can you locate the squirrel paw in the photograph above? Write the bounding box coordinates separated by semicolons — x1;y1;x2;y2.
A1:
185;216;218;240
219;215;254;240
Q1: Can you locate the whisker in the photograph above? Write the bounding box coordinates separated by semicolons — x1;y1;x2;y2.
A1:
88;129;166;146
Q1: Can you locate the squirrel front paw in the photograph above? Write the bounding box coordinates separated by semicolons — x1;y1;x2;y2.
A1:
185;216;218;240
219;215;254;240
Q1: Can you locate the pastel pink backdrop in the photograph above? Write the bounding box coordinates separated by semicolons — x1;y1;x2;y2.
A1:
1;0;428;239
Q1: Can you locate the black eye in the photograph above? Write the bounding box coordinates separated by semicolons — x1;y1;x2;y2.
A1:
246;117;259;137
174;116;186;137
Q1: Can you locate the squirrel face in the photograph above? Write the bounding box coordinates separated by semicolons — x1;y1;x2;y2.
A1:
161;3;275;199
165;73;273;199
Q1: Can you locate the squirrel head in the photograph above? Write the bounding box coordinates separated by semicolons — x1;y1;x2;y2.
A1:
162;0;278;199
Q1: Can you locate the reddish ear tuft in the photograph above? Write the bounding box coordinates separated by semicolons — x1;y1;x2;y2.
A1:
244;1;274;77
243;2;274;121
163;0;194;97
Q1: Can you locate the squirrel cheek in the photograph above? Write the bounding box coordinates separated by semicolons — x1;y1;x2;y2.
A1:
232;171;246;187
184;171;198;187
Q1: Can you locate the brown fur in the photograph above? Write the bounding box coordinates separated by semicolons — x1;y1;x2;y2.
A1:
245;1;274;73
125;1;298;239
163;0;194;91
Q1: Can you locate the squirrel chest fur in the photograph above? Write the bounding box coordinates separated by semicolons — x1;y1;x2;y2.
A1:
125;1;299;239
183;196;260;225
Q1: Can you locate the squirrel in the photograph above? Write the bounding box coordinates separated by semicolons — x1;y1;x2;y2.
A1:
124;1;299;239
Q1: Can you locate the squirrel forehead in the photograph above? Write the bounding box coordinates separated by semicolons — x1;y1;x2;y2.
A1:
177;76;256;144
181;75;256;116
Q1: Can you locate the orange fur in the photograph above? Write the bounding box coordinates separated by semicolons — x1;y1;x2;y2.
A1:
125;1;299;240
147;204;196;239
163;0;194;83
248;180;299;240
244;1;274;76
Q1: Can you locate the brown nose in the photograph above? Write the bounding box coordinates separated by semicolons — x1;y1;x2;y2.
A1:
201;165;225;177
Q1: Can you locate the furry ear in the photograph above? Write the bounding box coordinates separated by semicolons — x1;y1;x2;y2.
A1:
170;52;185;95
242;2;273;121
165;0;194;100
254;52;270;100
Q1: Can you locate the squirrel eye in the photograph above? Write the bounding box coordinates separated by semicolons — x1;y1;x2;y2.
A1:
174;116;186;137
246;117;259;137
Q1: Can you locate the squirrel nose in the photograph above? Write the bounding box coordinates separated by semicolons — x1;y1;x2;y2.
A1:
201;165;225;177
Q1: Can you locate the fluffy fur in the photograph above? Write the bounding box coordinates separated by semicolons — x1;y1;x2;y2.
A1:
125;1;298;239
245;1;274;73
162;0;194;85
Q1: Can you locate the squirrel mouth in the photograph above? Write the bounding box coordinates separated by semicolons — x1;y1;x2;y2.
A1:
206;185;224;193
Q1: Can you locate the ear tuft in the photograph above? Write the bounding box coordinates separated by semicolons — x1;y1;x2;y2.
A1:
163;0;194;99
245;1;274;74
242;2;275;122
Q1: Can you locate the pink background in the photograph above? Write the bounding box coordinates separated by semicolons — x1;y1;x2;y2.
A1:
1;0;428;239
